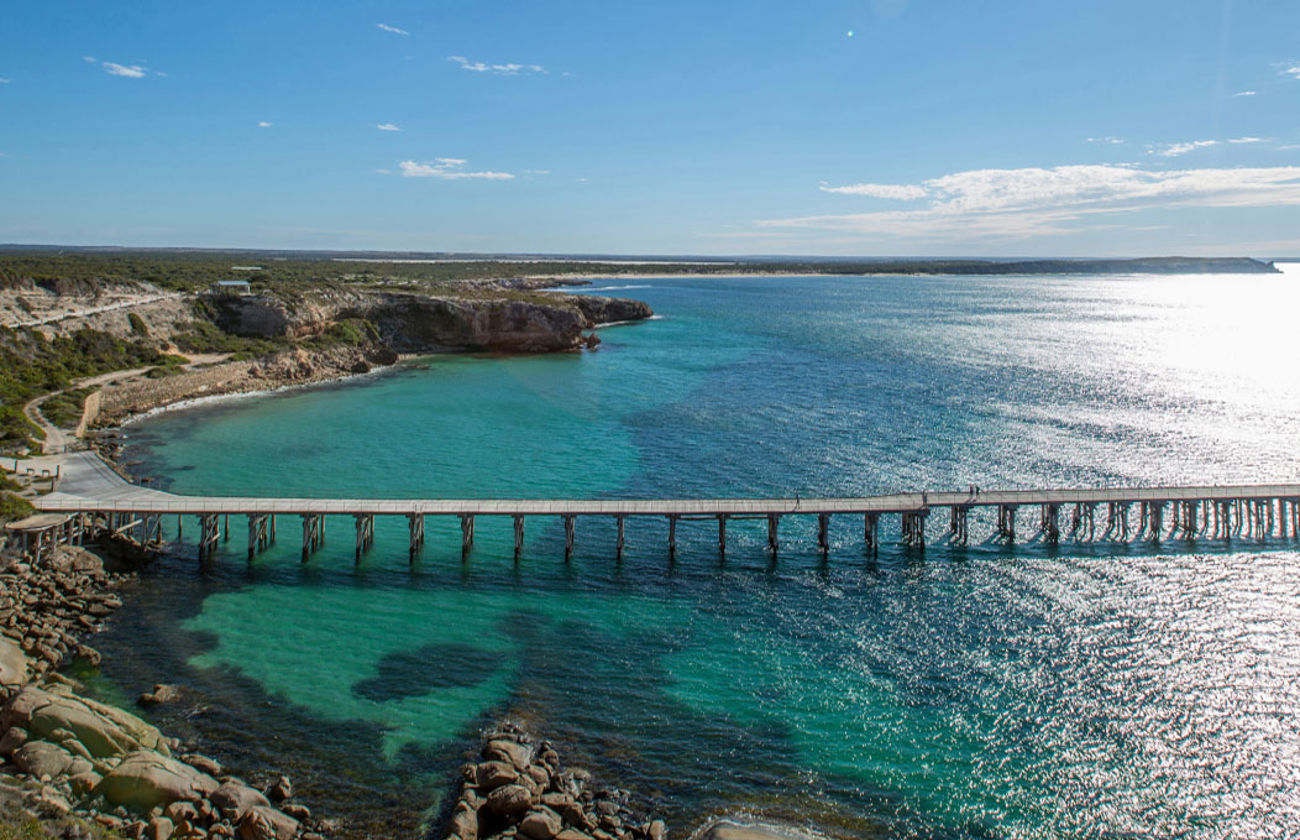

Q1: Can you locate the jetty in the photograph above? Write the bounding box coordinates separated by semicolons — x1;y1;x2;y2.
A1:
19;453;1300;563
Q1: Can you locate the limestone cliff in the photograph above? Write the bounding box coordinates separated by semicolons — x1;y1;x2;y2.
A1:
203;288;654;352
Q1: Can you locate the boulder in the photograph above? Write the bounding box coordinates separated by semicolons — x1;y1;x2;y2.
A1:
236;805;300;840
147;815;176;840
264;774;292;803
137;684;183;707
0;634;30;686
447;804;479;840
0;725;28;755
484;784;533;819
13;740;74;779
519;806;564;840
483;738;532;770
3;686;169;759
181;752;223;777
476;760;519;790
95;750;220;812
210;780;271;821
703;821;813;840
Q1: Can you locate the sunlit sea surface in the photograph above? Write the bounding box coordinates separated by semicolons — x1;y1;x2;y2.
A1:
99;270;1300;839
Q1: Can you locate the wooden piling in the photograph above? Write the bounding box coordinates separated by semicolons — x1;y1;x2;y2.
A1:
616;515;626;559
667;514;678;557
767;514;780;555
460;514;475;555
563;514;575;559
817;513;830;554
512;515;524;559
717;514;727;557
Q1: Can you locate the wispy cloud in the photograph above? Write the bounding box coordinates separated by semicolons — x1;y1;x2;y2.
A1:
155;71;168;78
82;56;96;63
1153;139;1218;157
447;56;546;76
258;121;273;128
377;23;409;35
0;77;9;85
757;164;1300;242
376;123;401;132
102;62;147;79
399;158;514;180
819;182;927;199
1281;64;1300;80
1233;90;1257;97
1228;136;1265;144
1085;136;1124;145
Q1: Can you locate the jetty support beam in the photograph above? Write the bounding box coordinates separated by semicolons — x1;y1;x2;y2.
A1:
717;514;727;558
767;514;780;555
616;516;626;560
563;515;575;560
409;513;425;559
512;515;524;559
817;513;830;555
667;514;678;558
460;514;475;556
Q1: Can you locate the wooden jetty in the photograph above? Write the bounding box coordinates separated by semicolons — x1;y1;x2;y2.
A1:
28;454;1300;563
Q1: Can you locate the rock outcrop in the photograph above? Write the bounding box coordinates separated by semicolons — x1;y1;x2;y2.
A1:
444;723;666;840
204;287;653;353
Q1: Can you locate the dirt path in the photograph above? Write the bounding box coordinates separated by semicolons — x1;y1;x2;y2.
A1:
22;353;233;455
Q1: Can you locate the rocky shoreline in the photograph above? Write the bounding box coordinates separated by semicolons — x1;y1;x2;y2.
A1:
0;542;327;839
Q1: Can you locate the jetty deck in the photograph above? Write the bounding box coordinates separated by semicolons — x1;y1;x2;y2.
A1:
25;453;1300;561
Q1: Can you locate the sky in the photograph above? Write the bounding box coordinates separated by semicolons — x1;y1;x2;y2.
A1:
2;0;1300;257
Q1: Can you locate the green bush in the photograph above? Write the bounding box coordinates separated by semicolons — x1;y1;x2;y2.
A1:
127;312;149;337
0;492;34;523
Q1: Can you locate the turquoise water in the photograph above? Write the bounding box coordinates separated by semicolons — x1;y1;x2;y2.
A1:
103;273;1300;838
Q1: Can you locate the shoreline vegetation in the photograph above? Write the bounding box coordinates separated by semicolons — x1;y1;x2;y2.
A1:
0;249;1282;839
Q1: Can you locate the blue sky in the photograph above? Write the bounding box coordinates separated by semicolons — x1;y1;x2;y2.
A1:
2;0;1300;256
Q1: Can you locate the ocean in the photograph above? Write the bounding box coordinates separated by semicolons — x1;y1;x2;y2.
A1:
94;270;1300;838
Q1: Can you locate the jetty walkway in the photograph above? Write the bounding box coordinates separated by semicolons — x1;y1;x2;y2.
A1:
16;452;1300;562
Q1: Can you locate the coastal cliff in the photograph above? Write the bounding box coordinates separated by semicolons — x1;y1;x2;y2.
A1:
204;289;653;353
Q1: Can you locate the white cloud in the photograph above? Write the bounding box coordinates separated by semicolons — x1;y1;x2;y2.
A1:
522;169;551;175
447;56;546;76
155;71;168;78
1228;136;1264;144
376;168;392;175
1085;136;1124;144
258;121;273;128
102;62;147;78
1281;64;1300;79
1233;90;1257;97
1153;139;1218;157
399;158;514;180
377;23;409;35
82;56;96;63
819;182;928;199
0;78;9;85
376;123;401;132
759;164;1300;241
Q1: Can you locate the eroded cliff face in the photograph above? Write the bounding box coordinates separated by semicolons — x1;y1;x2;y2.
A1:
204;288;653;352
